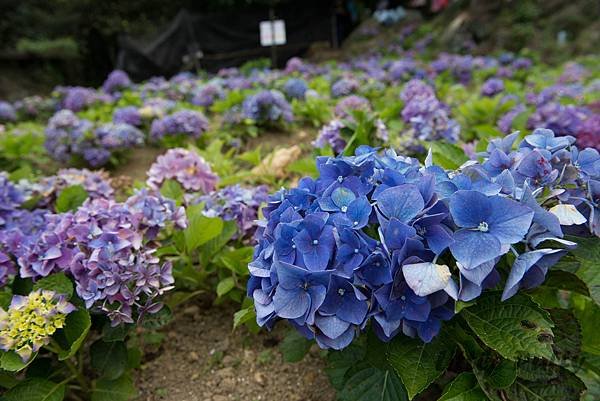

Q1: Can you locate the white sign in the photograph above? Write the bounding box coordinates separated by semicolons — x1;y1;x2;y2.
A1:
260;20;286;46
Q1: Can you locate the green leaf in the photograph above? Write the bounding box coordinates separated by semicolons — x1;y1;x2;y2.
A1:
280;329;312;363
429;142;469;170
141;305;172;329
460;291;554;360
91;374;136;401
56;308;91;360
571;294;600;355
101;323;133;342
504;359;585;401
0;289;13;309
217;246;253;276
325;344;367;390
438;373;488;401
338;367;408;401
184;204;223;252
487;360;516;389
90;340;128;380
159;179;184;205
216;277;235;297
564;236;600;307
55;185;88;212
198;220;237;266
388;332;455;399
233;303;256;329
32;273;73;299
548;309;581;362
1;351;36;372
2;378;65;401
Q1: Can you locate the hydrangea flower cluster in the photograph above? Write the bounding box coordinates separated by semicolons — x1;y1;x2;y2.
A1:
331;78;360;98
58;87;103;112
147;148;218;193
31;168;115;206
400;79;460;144
334;95;371;120
249;128;599;349
102;70;132;94
481;78;504;97
191;84;224;107
192;185;269;240
45;111;143;166
150;110;209;141
0;290;75;361
242;90;293;124
113;106;142;126
283;78;308;100
0;101;17;122
313;120;347;154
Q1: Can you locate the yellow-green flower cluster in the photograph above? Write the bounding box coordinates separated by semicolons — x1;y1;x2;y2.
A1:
0;289;75;362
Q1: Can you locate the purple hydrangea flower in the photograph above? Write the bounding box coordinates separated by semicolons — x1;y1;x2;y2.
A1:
334;95;371;120
241;90;293;124
147;148;218;193
0;101;17;122
576;114;600;151
191;84;224;107
313;120;347;154
481;78;504;97
113;106;142;126
283;78;308;100
102;70;132;94
150;110;209;141
60;87;100;112
44;110;94;164
331;78;360;98
527;103;587;137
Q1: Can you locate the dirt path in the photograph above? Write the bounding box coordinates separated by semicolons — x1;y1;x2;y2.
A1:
136;299;336;401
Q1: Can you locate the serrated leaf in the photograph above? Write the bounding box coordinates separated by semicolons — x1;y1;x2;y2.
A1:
90;340;128;380
461;291;554;360
564;236;600;307
338;367;408;401
548;309;581;361
438;372;488;401
55;185;88;212
198;220;237;266
504;359;585;401
141;305;172;329
91;374;136;401
487;360;516;389
2;378;65;401
159;179;184;205
430;142;469;170
32;273;73;299
388;333;455;399
1;351;37;372
280;329;312;363
540;270;590;297
216;277;235;297
325;343;367;391
571;294;600;355
56;308;91;360
184;204;223;252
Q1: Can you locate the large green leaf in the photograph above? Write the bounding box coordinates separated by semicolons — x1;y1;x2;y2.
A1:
184;204;223;253
429;142;469;170
461;291;554;360
91;374;136;401
198;220;237;266
338;367;408;401
388;332;455;399
1;351;37;372
548;309;581;362
561;236;600;307
2;378;65;401
325;344;367;391
32;273;73;299
438;373;488;401
56;308;91;360
280;329;312;363
55;185;88;213
90;340;128;380
504;359;585;401
571;294;600;355
159;179;184;205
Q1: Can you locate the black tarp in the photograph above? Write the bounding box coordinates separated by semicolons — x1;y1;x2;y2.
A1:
116;2;337;80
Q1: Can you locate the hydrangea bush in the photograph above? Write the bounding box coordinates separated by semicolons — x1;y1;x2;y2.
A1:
248;128;600;400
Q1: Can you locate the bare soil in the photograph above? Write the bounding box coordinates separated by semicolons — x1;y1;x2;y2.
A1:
136;298;336;401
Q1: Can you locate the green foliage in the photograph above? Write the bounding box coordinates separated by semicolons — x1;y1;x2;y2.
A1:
91;375;136;401
438;373;487;401
460;292;554;361
2;378;66;401
32;273;74;299
388;332;455;399
90;340;129;380
56;308;91;360
280;329;313;363
55;185;89;213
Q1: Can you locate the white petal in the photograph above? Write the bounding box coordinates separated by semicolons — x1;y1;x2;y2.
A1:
549;204;587;225
403;262;451;297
